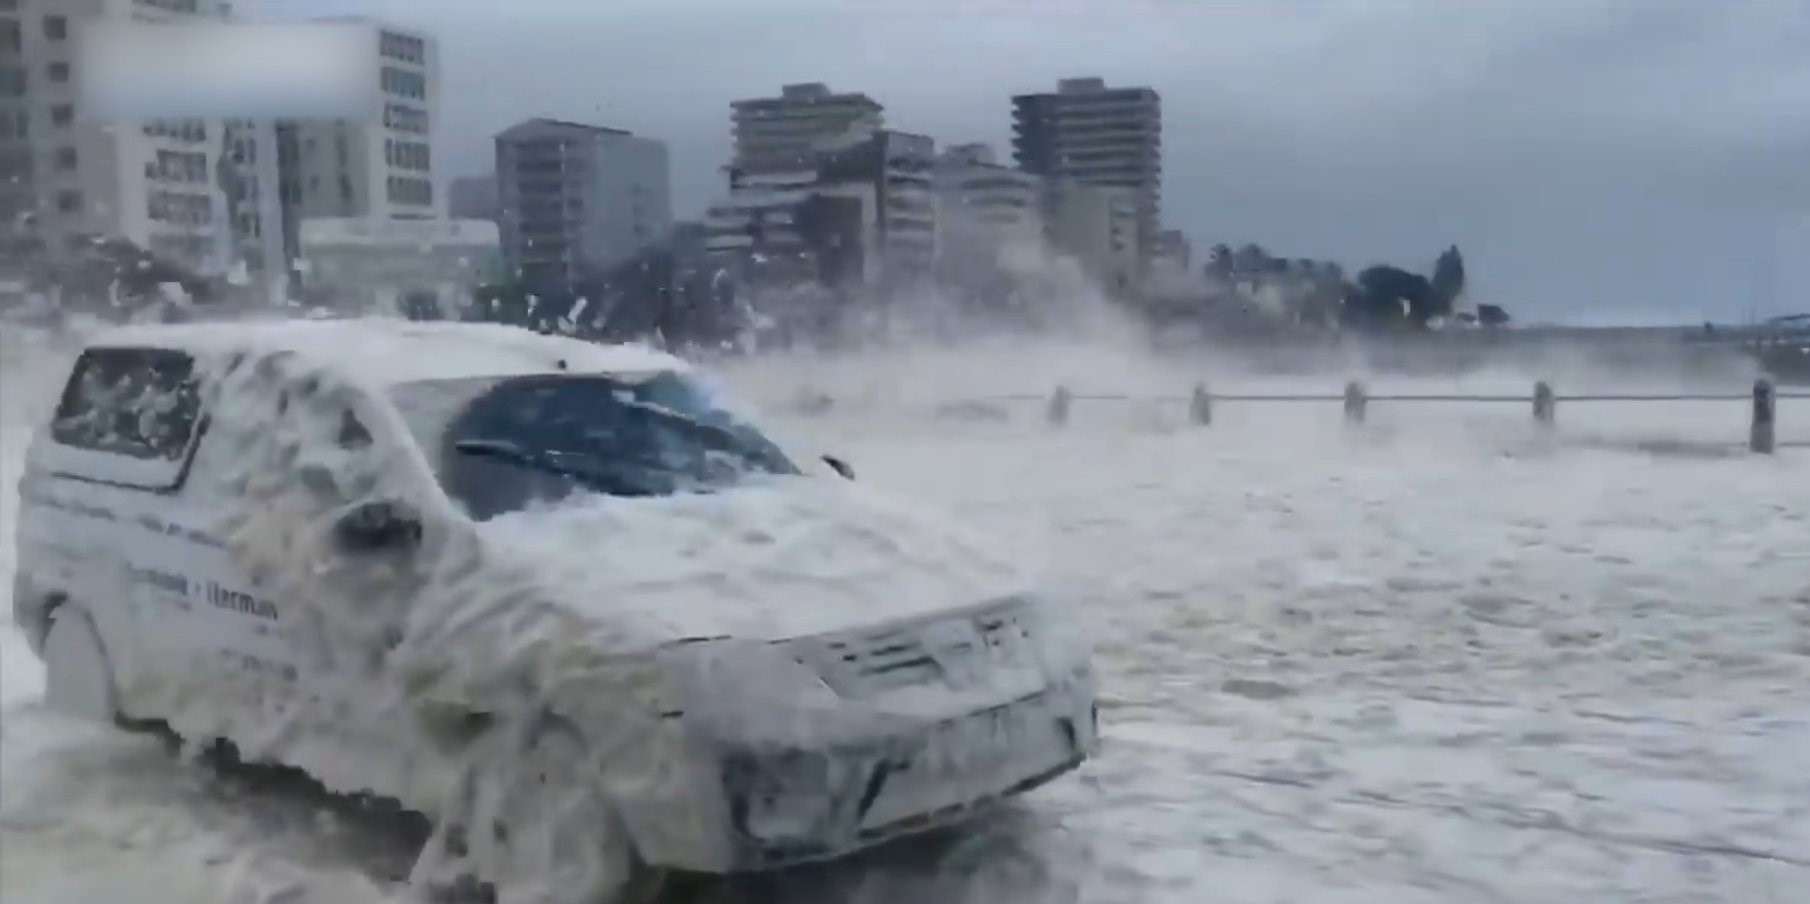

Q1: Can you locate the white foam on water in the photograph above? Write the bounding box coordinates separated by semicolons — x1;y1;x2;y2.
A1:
3;324;1808;903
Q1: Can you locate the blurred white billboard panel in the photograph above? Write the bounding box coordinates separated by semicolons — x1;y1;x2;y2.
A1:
78;22;373;120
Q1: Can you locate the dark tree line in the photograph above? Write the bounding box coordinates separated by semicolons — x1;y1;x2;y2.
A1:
1200;241;1509;332
462;243;747;353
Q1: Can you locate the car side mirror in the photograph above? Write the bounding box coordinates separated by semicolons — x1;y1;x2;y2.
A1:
823;455;855;481
333;500;423;554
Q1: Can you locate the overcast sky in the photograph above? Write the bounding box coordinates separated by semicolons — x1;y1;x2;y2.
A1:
262;0;1806;324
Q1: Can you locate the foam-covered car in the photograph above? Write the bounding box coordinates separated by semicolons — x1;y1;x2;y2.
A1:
11;319;1099;902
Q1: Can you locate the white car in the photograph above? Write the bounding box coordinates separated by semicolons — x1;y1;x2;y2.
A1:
11;319;1099;902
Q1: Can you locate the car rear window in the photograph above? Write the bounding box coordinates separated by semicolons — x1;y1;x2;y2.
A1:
52;346;201;460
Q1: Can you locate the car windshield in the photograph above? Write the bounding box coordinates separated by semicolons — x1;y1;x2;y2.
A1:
401;371;800;521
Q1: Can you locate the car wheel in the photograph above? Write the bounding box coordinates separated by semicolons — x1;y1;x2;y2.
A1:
416;715;666;904
42;605;121;725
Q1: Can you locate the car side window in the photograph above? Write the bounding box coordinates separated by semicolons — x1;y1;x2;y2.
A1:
51;347;201;461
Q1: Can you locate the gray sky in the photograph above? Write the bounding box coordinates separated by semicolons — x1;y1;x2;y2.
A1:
263;0;1807;324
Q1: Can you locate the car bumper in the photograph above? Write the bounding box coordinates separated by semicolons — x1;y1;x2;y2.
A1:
705;672;1099;872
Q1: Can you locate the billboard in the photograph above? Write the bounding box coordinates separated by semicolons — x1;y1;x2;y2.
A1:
78;21;374;120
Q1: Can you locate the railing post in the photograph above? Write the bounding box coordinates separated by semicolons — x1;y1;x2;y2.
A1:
1047;385;1072;427
1343;380;1368;424
1751;378;1776;454
1533;380;1556;427
1189;383;1212;427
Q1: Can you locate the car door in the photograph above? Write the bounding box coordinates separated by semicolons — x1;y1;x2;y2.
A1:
21;345;216;720
177;362;387;705
187;359;437;791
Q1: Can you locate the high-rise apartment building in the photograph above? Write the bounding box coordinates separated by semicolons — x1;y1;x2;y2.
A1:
1;0;37;276
218;117;284;286
730;82;883;175
275;19;441;277
935;142;1043;252
1045;178;1141;296
706;128;936;292
1012;77;1162;264
3;7;445;298
493;117;671;291
11;0;242;274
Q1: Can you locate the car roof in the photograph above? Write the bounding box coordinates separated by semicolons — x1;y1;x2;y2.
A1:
85;318;691;389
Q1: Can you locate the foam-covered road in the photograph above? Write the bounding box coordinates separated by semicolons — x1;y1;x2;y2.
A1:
4;331;1809;903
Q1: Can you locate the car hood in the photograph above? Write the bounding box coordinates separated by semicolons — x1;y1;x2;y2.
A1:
460;477;1036;642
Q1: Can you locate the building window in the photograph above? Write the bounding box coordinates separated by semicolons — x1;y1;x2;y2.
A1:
1;18;19;52
0;108;24;139
150;149;207;183
379;31;425;65
56;189;80;213
134;0;200;13
44;16;68;40
386;175;432;206
147;189;212;225
383;103;428;135
48;62;70;83
0;146;31;179
143;119;206;143
0;66;24;97
380;66;425;100
51;103;72;126
54;146;75;170
384;139;430;173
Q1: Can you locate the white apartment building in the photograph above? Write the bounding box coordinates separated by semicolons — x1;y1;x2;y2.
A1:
493;117;672;291
706;173;878;288
1045;178;1141;297
1013;77;1162;266
2;0;37;279
730;82;883;175
275;19;441;279
296;215;498;317
704;164;816;260
934;142;1043;267
219;117;284;291
13;0;241;274
869;129;937;282
706;129;935;292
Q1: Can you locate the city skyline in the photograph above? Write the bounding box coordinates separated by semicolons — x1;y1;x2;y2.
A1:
253;0;1806;324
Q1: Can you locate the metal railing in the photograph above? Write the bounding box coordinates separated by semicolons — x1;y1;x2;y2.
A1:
1032;379;1809;455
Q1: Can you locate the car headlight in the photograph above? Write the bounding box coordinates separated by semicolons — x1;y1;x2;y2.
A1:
1020;593;1094;676
721;747;841;843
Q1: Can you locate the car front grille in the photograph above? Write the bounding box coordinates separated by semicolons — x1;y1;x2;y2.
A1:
823;628;939;693
807;599;1033;698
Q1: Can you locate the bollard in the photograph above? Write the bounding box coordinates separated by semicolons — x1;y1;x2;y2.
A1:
1047;385;1072;427
1188;383;1212;427
1532;381;1556;427
1751;378;1776;454
1343;380;1368;424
